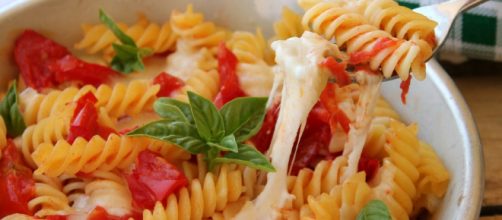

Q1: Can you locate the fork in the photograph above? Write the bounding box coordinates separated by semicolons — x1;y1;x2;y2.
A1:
381;0;487;81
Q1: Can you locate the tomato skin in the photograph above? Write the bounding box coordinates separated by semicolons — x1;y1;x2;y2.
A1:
88;206;130;220
48;55;117;87
0;140;35;218
320;83;351;134
125;150;188;210
214;43;246;108
251;102;280;153
349;37;398;65
67;92;115;143
153;72;184;97
45;215;68;220
358;154;380;182
400;75;412;105
322;57;350;86
14;29;69;91
14;30;117;91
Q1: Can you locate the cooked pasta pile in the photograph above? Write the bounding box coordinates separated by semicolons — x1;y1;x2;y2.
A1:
0;1;449;220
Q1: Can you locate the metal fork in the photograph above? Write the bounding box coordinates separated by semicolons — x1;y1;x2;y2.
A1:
381;0;487;81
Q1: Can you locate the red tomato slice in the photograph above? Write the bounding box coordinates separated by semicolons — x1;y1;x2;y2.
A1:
322;57;351;86
251;102;280;153
14;30;117;91
14;29;69;91
48;55;117;87
349;37;398;65
358;154;380;182
45;215;68;220
320;83;351;134
0;140;35;218
400;75;412;105
88;206;130;220
125;150;188;210
214;43;246;108
67;92;115;143
153;72;184;97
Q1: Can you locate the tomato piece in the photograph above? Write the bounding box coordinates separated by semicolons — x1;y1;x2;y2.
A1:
125;150;188;210
48;55;117;87
67;92;115;143
14;29;69;91
0;140;35;218
153;72;184;97
14;30;117;91
290;103;337;175
320;83;351;134
349;37;398;65
251;102;280;153
45;215;68;220
358;154;380;182
88;206;130;220
331;110;351;134
400;75;412;105
322;57;350;86
214;43;246;108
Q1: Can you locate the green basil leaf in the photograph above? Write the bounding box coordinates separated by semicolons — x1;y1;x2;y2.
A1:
356;200;391;220
214;144;275;172
187;91;225;142
207;134;238;153
154;99;189;123
155;98;194;124
127;120;206;154
99;9;136;46
110;43;150;73
219;97;267;142
0;82;26;137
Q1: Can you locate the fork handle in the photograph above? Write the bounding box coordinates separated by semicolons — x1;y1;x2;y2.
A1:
458;0;488;12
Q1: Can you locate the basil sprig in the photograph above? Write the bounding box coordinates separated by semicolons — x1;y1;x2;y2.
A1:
356;200;391;220
99;9;152;73
0;81;26;137
128;92;275;172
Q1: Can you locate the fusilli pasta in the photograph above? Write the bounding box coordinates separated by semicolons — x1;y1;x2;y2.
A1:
0;116;6;158
173;69;220;102
302;2;426;80
143;164;245;220
28;174;72;217
170;4;226;49
75;14;177;59
273;7;305;40
31;134;149;177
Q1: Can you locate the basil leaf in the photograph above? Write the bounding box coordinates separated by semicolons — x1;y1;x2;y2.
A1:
99;9;136;46
0;82;26;137
219;97;267;142
154;99;189;123
110;44;152;73
155;98;194;124
356;200;391;220
128;120;206;154
207;134;238;153
187;91;225;141
214;144;275;172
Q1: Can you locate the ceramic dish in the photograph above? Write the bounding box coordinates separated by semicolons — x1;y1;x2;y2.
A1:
0;0;484;219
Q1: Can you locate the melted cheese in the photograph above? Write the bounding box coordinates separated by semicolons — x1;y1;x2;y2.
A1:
237;60;274;97
165;40;216;81
234;32;341;220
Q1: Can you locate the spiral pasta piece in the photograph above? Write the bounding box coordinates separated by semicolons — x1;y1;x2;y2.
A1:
364;98;401;159
21;106;73;168
146;138;191;163
83;171;133;216
143;164;245;220
59;174;87;206
28;174;72;217
173;69;220;102
273;7;305;40
226;29;275;97
287;156;348;209
75;14;177;58
302;2;426;80
31;134;149;177
304;172;372;220
350;0;435;52
170;4;226;49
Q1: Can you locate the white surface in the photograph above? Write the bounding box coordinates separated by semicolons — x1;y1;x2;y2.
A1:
0;0;483;219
